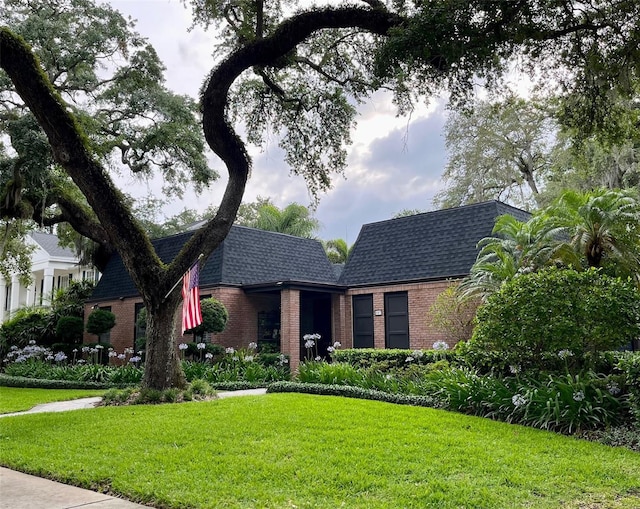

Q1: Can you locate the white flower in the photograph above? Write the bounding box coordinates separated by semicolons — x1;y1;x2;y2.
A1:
108;351;118;357
412;349;424;358
278;354;289;365
245;355;254;362
45;355;54;361
573;391;585;402
509;365;520;375
333;341;342;349
225;347;235;354
248;342;258;350
196;342;206;350
82;346;90;353
28;340;36;345
232;356;239;361
512;394;527;407
54;352;67;362
95;344;104;350
405;356;414;363
327;346;335;354
607;382;621;395
117;354;126;360
558;349;574;359
432;341;450;351
205;352;213;359
129;356;141;363
178;343;188;350
315;356;322;361
72;349;78;353
9;345;18;351
304;339;315;349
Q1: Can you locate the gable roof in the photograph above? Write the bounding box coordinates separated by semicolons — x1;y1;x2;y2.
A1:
90;225;338;301
338;200;531;287
30;232;76;259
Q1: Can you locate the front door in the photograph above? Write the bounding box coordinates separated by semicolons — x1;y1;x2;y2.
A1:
352;294;374;348
385;292;409;349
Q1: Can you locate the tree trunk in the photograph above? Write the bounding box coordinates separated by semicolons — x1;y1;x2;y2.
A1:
141;295;186;390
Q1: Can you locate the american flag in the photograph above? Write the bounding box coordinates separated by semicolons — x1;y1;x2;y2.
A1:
181;261;203;335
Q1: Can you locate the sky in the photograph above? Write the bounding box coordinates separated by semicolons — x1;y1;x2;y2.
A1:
107;0;449;243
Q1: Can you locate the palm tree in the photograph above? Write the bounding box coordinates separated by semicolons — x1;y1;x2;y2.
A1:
251;203;320;238
324;238;352;263
458;214;559;301
544;189;640;280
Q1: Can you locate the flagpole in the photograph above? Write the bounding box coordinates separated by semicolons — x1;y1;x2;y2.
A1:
163;253;204;301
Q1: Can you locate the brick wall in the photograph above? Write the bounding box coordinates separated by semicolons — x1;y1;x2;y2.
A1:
83;288;281;355
83;299;140;353
344;279;474;351
280;288;300;371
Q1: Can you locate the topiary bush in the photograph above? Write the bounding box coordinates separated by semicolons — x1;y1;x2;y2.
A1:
85;309;116;350
469;267;640;372
184;298;228;341
55;315;84;343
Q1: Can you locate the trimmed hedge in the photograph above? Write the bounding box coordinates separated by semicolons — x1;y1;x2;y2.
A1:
267;381;441;408
0;374;128;390
332;348;456;369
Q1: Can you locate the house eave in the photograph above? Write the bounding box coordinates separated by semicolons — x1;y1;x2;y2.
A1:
341;273;468;289
242;280;346;294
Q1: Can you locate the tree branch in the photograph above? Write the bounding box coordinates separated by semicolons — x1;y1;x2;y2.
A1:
0;28;163;295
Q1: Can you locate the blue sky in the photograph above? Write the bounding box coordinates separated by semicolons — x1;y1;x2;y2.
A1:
107;0;449;242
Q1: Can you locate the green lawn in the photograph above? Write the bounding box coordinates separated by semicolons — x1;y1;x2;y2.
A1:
0;393;638;508
0;387;105;414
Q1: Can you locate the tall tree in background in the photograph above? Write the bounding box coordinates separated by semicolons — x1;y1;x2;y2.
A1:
250;202;320;238
435;95;555;210
324;238;352;263
3;0;640;389
0;0;215;276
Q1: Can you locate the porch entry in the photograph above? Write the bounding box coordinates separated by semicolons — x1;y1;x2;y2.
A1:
299;291;332;360
352;294;374;348
385;291;409;349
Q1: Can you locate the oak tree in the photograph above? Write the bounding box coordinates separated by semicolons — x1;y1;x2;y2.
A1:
3;0;639;389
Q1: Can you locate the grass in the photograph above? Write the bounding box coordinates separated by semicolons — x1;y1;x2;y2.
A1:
0;387;106;414
0;393;638;508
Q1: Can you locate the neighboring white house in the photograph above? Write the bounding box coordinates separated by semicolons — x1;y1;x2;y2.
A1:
0;232;99;323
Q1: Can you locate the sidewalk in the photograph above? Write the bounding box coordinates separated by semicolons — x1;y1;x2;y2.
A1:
0;467;154;509
0;388;267;508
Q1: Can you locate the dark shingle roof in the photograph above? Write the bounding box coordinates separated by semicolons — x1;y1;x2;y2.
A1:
90;226;338;301
30;232;76;258
338;200;530;287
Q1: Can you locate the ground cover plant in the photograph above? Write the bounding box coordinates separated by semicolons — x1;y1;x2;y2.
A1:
0;394;639;509
0;387;105;414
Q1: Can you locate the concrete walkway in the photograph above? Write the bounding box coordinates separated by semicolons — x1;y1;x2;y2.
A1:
0;388;267;508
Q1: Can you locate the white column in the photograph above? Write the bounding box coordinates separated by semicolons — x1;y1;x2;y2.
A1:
9;275;21;316
0;277;6;322
42;268;55;307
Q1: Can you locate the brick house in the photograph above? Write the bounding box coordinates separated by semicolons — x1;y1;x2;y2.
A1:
85;200;530;369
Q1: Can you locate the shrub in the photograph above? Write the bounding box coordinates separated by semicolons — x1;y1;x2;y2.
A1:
86;309;116;340
470;268;640;371
0;307;53;355
184;298;228;340
332;348;456;370
427;285;477;344
55;316;84;343
617;353;640;423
